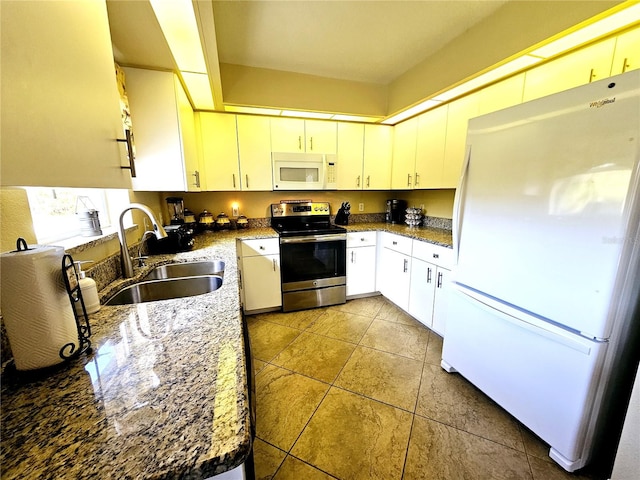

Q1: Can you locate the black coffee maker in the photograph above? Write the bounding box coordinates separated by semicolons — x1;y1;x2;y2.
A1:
386;199;407;224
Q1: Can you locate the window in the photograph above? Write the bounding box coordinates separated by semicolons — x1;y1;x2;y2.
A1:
25;187;131;244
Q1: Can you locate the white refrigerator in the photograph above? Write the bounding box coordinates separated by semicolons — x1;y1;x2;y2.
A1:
441;69;640;472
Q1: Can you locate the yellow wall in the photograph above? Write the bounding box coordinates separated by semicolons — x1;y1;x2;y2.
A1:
158;189;454;221
0;188;37;252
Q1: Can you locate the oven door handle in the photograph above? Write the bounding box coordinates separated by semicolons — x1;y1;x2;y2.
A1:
280;234;347;244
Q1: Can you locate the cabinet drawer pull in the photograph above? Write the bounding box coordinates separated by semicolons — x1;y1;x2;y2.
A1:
310;137;313;150
360;238;365;242
259;245;265;250
245;174;249;189
589;68;596;83
273;258;277;271
366;175;370;187
437;271;443;288
356;175;361;188
415;173;420;186
403;258;408;273
407;173;412;187
433;253;439;259
622;57;629;73
351;251;355;263
192;170;200;187
392;241;398;245
232;174;236;188
427;267;432;283
298;136;302;150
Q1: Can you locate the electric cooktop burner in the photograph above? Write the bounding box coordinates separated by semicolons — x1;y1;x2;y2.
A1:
270;202;347;236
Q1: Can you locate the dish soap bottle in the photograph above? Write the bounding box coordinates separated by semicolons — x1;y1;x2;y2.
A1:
73;261;100;314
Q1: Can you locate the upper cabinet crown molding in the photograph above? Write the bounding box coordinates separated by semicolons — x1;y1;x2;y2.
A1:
1;0;131;189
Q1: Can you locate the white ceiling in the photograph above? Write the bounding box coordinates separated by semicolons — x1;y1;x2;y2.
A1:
211;1;508;85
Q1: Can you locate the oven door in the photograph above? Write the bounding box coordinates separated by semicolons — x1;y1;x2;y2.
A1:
279;233;347;311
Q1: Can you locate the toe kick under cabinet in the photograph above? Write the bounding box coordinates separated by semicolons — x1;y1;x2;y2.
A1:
237;238;281;313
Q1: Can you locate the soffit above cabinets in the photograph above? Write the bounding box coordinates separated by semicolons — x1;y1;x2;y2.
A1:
105;0;629;121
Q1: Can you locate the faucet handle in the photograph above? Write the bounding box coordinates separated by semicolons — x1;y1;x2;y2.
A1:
133;256;148;267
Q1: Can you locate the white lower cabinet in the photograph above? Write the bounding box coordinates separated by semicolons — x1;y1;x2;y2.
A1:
378;233;413;311
346;232;377;297
237;238;281;313
408;240;453;336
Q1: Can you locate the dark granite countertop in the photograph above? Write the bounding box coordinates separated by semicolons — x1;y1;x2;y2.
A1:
0;225;450;479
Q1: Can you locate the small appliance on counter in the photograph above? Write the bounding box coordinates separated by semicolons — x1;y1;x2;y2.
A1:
335;202;351;225
386;199;407;224
166;197;185;225
147;224;194;254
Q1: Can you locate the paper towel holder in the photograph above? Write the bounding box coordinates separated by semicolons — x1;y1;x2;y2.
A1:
61;254;92;360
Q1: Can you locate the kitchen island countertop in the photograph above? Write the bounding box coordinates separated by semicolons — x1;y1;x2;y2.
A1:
0;224;449;479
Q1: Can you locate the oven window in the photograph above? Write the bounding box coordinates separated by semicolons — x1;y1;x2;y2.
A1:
280;167;319;183
280;240;346;283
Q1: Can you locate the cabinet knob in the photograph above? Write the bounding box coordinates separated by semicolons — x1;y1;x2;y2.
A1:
259;246;265;250
433;253;439;258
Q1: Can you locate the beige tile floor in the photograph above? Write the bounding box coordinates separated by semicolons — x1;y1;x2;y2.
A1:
247;296;601;480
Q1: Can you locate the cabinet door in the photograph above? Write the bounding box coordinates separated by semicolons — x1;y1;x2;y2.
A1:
611;27;640;75
363;124;393;190
237;115;273;191
477;73;525;116
379;248;411;311
442;93;479;188
337;122;364;189
305;120;337;153
415;106;448;189
176;76;201;192
270;117;305;152
241;254;281;311
346;246;377;297
408;258;436;328
522;37;616;102
431;267;451;337
199;113;240;191
1;1;131;189
391;117;418;189
125;68;187;191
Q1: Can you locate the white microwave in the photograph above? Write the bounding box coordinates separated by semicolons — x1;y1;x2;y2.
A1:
272;152;337;190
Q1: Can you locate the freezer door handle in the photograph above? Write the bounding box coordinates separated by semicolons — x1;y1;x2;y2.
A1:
452;146;472;265
453;284;598;354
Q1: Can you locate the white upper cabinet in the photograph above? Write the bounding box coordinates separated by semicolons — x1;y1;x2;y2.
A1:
363;124;393;190
237;115;273;191
477;73;525;116
523;37;616;102
414;106;448;189
124;68;200;192
337;122;365;190
198;113;240;191
442;93;479;188
610;27;640;75
1;0;131;188
391;117;418;189
270;118;337;153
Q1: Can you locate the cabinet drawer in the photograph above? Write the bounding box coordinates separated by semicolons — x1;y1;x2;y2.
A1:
412;240;454;268
381;232;412;255
240;238;280;256
347;231;377;247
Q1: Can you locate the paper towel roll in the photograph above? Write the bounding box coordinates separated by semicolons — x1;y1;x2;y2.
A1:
1;245;79;370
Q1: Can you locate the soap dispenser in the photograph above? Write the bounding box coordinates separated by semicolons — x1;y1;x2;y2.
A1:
73;261;100;314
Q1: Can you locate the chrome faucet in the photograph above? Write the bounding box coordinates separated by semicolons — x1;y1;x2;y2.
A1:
118;203;167;278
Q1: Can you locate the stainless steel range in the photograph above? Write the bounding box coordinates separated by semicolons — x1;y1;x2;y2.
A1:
271;201;347;312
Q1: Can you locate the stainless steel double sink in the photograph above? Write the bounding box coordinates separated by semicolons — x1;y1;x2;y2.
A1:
106;260;225;306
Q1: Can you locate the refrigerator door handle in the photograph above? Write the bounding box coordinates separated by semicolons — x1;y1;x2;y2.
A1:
453;146;472;265
453;284;597;354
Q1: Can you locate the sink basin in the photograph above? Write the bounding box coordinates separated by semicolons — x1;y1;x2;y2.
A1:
105;275;223;306
143;260;225;281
